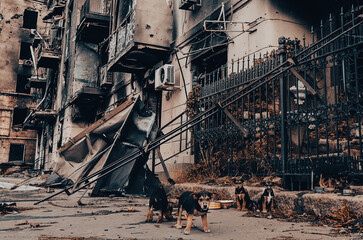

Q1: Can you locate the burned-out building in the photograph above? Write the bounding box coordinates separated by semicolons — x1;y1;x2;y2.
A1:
3;0;361;191
0;0;49;167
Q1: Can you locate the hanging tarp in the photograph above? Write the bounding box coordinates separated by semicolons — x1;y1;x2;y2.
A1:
51;95;157;195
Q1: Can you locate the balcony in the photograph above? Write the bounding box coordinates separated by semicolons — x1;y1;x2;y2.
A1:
36;37;61;68
77;0;110;44
179;0;201;11
32;110;57;121
70;86;105;106
27;76;47;88
23;109;57;130
107;0;172;73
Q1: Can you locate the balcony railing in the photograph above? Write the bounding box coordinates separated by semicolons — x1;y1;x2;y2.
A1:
36;36;61;68
107;0;172;72
78;0;110;43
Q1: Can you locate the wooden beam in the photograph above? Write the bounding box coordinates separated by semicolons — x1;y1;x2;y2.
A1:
58;98;135;154
155;147;175;185
289;68;317;95
218;102;248;136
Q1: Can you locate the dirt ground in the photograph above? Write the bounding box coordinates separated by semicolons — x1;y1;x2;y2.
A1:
0;178;362;240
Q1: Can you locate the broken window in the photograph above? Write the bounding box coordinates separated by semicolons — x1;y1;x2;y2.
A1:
190;32;228;82
9;143;25;162
19;42;32;60
23;9;38;29
116;0;133;27
13;108;28;127
191;44;228;87
16;75;30;94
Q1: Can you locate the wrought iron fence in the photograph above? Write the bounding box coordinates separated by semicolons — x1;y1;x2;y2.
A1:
194;6;363;188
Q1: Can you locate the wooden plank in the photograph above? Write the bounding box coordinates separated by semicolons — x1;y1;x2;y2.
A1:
218;102;248;136
156;147;175;185
58;98;135;154
289;68;317;95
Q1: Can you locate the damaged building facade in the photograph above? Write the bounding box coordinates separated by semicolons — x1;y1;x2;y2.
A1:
0;0;48;167
2;0;362;191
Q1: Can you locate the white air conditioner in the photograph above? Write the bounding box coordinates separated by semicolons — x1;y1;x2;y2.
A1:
155;64;175;90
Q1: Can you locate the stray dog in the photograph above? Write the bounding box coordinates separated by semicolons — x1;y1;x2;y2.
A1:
257;181;275;213
145;185;173;223
175;191;212;235
233;177;255;211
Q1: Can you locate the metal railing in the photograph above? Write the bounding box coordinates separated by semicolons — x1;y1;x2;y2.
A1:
194;6;363;182
80;0;110;20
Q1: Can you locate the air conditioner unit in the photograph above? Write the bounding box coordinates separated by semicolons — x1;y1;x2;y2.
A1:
99;65;113;88
155;64;175;90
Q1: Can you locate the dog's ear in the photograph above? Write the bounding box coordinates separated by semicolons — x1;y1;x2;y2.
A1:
192;192;198;200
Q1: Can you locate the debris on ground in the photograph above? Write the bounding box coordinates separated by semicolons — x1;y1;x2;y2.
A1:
0;181;42;191
0;202;36;215
0;165;38;178
322;200;363;234
244;200;363;235
39;237;104;240
15;220;53;228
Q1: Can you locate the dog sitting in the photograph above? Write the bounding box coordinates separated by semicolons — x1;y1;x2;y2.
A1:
175;191;212;235
233;177;254;211
257;181;275;213
145;185;173;223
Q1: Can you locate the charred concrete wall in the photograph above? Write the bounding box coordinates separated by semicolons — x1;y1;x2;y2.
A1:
0;0;47;165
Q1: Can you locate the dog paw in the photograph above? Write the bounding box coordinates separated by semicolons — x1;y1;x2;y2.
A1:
262;210;267;213
237;208;241;211
204;229;210;233
184;230;190;235
176;225;183;229
256;210;260;213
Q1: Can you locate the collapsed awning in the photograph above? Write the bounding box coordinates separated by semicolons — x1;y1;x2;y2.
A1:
52;96;157;195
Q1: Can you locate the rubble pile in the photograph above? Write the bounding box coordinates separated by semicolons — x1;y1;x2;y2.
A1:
322;200;363;234
0;202;17;215
0;202;35;215
0;165;38;178
245;200;362;235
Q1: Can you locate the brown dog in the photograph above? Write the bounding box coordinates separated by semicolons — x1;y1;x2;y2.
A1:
175;191;212;235
257;181;275;213
145;185;173;223
233;177;256;211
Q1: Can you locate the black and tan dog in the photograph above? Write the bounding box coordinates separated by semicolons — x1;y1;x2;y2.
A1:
233;177;255;211
145;185;173;223
175;191;212;235
257;181;275;213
